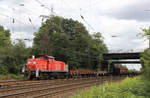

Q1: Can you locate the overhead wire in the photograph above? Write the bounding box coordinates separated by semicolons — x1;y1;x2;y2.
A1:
0;2;41;42
0;7;38;30
0;13;27;26
80;15;95;31
17;4;40;30
19;5;40;16
35;0;58;16
65;0;114;37
0;13;36;41
61;0;96;33
13;5;40;41
28;17;37;30
35;0;97;33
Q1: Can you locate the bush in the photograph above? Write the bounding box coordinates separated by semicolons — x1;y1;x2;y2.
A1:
141;48;150;79
0;74;23;80
0;41;31;75
73;76;150;98
0;66;8;74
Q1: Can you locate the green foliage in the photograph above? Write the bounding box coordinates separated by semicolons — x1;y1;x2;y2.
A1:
140;48;150;79
138;27;150;38
0;25;10;38
0;66;8;74
138;27;150;47
91;33;150;98
0;74;23;80
0;25;31;75
3;41;31;74
0;26;10;46
33;16;108;70
73;77;150;98
0;16;107;75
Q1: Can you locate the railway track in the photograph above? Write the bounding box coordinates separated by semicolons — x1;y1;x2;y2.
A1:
0;77;96;88
0;79;43;87
0;79;68;88
0;76;125;98
0;78;97;95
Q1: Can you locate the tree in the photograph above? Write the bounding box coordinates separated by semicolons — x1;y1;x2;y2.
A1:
138;27;150;48
0;41;31;74
141;48;150;79
90;32;108;70
0;25;31;74
33;16;108;70
0;25;11;47
138;27;150;78
0;25;11;74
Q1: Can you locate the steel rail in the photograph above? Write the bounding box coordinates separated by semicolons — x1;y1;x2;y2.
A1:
0;79;101;98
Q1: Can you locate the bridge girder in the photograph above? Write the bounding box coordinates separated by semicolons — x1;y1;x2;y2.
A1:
101;52;142;70
103;52;141;60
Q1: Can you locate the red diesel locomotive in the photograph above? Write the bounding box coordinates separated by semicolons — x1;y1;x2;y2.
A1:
22;55;68;79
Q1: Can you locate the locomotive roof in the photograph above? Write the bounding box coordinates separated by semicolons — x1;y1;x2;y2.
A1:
47;56;54;58
37;55;54;58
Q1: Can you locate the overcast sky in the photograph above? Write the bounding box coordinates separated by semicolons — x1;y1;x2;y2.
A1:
0;0;150;51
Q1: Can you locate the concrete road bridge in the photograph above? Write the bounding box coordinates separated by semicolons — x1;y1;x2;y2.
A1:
101;52;142;71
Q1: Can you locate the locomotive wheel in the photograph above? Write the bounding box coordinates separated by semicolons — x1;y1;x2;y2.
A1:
24;72;29;80
29;75;34;80
27;69;32;80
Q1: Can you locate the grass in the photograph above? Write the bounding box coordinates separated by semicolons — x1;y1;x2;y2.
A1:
72;76;150;98
0;74;23;80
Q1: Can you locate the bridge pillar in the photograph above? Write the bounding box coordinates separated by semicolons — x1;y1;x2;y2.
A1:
101;60;108;71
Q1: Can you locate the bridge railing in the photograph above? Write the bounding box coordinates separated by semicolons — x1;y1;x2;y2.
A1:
108;49;145;53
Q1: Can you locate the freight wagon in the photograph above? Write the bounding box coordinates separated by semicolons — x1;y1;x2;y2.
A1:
113;67;128;75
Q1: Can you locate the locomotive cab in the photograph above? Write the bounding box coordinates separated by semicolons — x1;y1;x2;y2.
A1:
48;56;54;62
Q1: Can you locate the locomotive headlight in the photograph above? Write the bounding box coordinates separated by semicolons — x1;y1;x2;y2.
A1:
33;61;36;64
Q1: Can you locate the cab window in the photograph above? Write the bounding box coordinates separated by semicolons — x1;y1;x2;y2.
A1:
44;57;48;60
37;56;42;60
50;58;54;62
